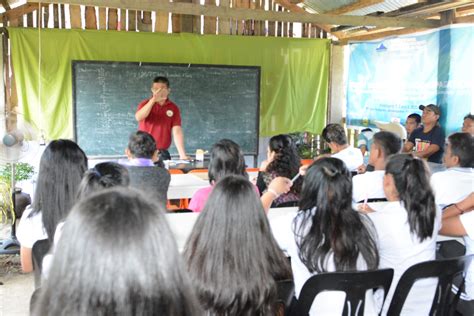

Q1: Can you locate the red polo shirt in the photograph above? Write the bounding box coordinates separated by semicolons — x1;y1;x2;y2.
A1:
136;98;182;150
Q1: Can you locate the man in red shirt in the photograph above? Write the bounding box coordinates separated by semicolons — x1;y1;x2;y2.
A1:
135;77;189;161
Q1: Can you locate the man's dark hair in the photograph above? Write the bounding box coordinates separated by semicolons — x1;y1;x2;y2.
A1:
321;124;347;145
372;131;401;158
128;131;156;159
407;113;421;124
153;76;170;88
464;113;474;121
448;132;474;168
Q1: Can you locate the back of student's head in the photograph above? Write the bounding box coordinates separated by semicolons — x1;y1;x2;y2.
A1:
77;162;130;200
32;139;88;241
208;139;248;183
267;134;301;177
447;132;473;168
372;131;402;159
128;131;156;159
297;157;378;273
385;154;436;241
33;188;201;316
407;113;421;124
184;175;291;315
321;123;347;145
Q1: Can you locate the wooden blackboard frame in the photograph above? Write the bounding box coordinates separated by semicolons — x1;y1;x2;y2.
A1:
72;60;261;159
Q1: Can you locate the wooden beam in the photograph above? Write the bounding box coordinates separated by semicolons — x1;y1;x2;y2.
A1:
1;0;11;11
455;14;474;23
0;3;36;22
326;0;384;15
340;27;424;44
27;0;441;29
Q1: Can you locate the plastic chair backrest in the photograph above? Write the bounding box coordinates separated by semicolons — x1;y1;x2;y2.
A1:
292;269;394;316
276;279;295;315
169;169;184;174
32;239;51;289
386;254;474;316
188;169;208;173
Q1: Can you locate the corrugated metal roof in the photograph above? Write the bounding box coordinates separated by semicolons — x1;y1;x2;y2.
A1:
304;0;357;14
349;0;419;16
303;0;419;15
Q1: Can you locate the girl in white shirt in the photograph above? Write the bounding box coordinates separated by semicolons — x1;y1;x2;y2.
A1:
271;157;379;315
16;140;88;273
361;154;440;315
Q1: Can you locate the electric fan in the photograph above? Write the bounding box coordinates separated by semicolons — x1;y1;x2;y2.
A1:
0;111;40;255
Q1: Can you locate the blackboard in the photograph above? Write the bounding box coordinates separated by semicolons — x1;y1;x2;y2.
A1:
72;61;260;157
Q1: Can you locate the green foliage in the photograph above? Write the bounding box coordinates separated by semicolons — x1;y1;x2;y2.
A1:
0;163;35;184
0;163;34;223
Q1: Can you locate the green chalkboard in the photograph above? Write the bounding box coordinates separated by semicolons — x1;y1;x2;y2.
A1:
73;61;260;157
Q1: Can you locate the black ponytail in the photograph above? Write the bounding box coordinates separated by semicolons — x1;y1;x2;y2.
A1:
385;154;436;241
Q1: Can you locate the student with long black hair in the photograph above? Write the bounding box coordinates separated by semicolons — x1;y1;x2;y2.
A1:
17;140;88;273
184;175;292;315
257;134;302;207
41;162;131;279
360;153;440;315
271;157;379;314
33;188;201;316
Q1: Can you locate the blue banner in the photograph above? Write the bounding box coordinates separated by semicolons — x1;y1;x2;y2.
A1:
347;25;473;135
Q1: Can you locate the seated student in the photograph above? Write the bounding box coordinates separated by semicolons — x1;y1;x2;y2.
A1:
405;113;421;140
32;188;201;316
121;131;170;207
440;193;474;316
321;123;363;172
463;113;474;135
257;134;302;207
360;154;440;315
41;162;130;279
16;140;88;273
352;131;401;203
430;132;473;208
403;104;445;163
271;157;379;315
189;139;291;212
184;175;292;315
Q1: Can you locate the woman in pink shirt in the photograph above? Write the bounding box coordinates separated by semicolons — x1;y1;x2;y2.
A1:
189;139;248;212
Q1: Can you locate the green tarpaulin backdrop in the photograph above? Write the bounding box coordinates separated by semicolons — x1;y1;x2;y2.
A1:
9;27;329;139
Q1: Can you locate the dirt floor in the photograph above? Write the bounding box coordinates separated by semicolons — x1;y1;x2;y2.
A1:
0;224;34;316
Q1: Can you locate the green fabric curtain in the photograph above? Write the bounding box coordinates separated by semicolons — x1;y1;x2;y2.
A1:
9;27;330;139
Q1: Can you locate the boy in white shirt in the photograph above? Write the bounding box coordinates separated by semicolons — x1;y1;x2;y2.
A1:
440;193;474;315
352;131;401;203
321;123;363;172
430;132;474;208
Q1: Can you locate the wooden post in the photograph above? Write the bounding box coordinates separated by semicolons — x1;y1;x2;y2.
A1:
59;4;65;28
129;10;137;31
53;3;59;28
204;0;217;34
138;11;153;32
108;8;118;30
98;7;107;30
218;0;231;35
85;6;97;29
27;12;34;27
69;4;82;29
268;0;275;36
